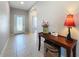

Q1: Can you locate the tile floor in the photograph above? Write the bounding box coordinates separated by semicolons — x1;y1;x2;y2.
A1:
2;33;44;57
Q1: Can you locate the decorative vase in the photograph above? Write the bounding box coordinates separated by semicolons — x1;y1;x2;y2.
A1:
43;24;48;33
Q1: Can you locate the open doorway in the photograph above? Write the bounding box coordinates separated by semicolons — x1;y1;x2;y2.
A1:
29;7;38;33
32;16;37;33
14;15;25;34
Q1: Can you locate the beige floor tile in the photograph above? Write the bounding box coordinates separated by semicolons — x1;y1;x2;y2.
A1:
2;33;44;57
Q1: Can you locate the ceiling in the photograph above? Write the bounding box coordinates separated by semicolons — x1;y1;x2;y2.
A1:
9;1;37;10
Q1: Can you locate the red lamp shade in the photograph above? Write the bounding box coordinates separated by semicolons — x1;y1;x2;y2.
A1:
64;14;76;27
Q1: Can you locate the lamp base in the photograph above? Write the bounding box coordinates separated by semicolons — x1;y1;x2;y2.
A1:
67;27;72;40
67;32;71;40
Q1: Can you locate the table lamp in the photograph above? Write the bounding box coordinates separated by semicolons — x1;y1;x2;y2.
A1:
64;14;76;40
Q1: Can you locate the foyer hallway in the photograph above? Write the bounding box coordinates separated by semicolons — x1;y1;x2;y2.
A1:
1;33;44;57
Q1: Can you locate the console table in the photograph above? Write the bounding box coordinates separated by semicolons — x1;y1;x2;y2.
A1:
38;32;77;57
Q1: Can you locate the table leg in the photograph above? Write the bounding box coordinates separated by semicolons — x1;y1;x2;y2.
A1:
66;49;72;57
58;47;61;57
38;35;41;51
73;44;76;57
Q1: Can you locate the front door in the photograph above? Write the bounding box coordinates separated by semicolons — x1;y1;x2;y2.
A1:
14;15;25;34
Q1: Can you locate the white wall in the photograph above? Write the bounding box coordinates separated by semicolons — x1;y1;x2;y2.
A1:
29;1;79;56
10;7;29;34
0;1;10;55
29;1;79;39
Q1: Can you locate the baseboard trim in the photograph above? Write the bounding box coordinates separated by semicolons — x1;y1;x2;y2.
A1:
0;38;9;57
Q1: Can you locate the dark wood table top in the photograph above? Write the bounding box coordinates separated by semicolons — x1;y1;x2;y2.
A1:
39;32;77;49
